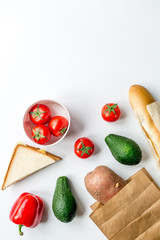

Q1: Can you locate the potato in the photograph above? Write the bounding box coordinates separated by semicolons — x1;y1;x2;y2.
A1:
84;165;126;204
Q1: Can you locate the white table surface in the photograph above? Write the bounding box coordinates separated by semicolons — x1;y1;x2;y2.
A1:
0;1;160;239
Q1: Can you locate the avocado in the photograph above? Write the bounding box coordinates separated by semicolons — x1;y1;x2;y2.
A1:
105;134;142;165
52;176;77;223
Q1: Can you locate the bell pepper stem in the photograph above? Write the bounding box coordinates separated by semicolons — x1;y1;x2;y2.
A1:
19;225;23;236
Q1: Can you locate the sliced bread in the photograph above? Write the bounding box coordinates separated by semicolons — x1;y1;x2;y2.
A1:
2;143;61;190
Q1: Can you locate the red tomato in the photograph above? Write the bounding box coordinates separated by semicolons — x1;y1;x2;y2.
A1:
101;103;121;122
74;137;94;159
32;125;51;144
49;116;68;137
29;104;51;125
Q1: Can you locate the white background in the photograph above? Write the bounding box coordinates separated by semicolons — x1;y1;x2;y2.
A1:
0;1;160;239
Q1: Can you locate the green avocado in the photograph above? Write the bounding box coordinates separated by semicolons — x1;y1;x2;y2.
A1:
52;176;77;223
105;134;142;165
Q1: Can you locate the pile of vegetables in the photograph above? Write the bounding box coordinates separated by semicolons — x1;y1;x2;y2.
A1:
8;101;143;236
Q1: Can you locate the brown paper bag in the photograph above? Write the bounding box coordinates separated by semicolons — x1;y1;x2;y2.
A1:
90;168;160;240
90;168;160;211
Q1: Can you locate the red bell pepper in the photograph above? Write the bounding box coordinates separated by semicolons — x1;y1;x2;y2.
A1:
9;192;44;236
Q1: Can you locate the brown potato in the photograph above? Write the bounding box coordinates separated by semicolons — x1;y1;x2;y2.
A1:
84;165;126;204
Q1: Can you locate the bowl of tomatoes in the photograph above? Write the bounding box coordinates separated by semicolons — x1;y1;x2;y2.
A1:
23;100;70;146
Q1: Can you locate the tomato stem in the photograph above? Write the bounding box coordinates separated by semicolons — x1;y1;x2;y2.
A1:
104;104;118;115
29;105;47;120
32;129;47;141
77;140;93;156
60;127;67;135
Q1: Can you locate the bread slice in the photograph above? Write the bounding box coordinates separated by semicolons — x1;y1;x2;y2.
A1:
129;84;160;167
2;144;61;190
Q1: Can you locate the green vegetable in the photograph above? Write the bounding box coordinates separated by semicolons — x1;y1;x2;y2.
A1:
52;176;77;223
105;134;142;165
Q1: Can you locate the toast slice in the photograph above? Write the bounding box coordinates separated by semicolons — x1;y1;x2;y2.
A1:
2;143;61;190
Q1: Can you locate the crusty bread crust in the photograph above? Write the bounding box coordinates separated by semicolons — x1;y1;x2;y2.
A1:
129;84;160;167
2;144;61;190
23;144;62;161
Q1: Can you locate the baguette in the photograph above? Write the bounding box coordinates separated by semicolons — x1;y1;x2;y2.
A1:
129;84;160;167
2;143;61;190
